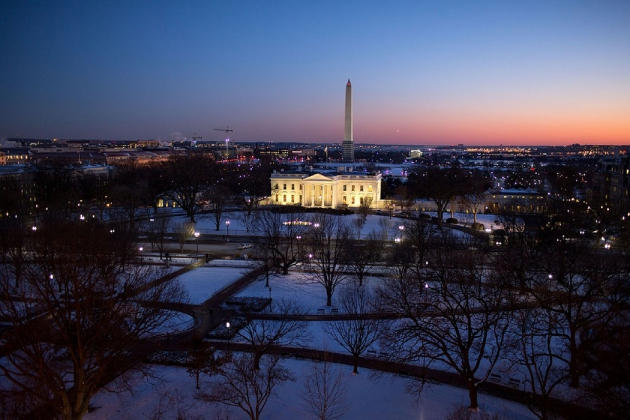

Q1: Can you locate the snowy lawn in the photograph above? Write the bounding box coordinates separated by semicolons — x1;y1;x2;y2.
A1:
85;358;536;420
177;266;250;304
234;271;386;313
166;210;496;240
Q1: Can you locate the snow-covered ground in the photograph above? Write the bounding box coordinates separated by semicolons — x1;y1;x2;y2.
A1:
166;210;501;239
178;266;253;304
85;357;536;420
3;209;539;419
81;259;538;419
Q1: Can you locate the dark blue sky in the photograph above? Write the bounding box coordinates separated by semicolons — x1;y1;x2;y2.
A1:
1;1;629;145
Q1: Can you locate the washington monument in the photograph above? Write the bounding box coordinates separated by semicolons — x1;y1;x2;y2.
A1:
342;79;354;162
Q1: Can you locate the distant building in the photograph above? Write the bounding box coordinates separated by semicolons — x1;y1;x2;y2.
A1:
269;167;381;209
0;148;30;164
591;151;630;213
410;150;423;158
485;189;546;214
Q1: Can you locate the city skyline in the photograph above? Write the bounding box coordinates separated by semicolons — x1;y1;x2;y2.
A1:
1;1;629;146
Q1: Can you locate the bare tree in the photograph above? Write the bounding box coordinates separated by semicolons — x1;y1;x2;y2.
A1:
252;208;309;275
161;153;216;223
197;353;294;420
532;239;618;389
230;163;271;216
110;161;152;230
204;184;231;232
187;339;221;390
377;217;392;242
308;213;352;306
402;217;437;276
351;215;366;239
357;196;373;225
412;167;469;228
582;304;630;419
379;236;511;410
491;206;541;291
0;219;186;420
300;353;349;420
145;212;172;259
174;221;195;253
346;233;383;286
509;308;567;420
237;299;309;370
237;212;255;234
393;184;415;212
324;284;387;374
460;172;492;226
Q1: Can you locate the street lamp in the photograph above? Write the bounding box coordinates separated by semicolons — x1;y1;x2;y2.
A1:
50;273;62;293
226;322;231;345
139;246;143;265
225;220;231;241
308;253;313;271
194;231;200;261
398;224;405;241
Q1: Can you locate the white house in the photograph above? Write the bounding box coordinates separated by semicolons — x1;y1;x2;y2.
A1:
269;168;382;209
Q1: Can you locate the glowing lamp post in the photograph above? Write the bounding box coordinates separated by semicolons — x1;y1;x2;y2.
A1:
139;247;143;265
194;231;200;260
225;220;231;241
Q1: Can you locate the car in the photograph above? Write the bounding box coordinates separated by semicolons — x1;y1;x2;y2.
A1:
237;243;253;250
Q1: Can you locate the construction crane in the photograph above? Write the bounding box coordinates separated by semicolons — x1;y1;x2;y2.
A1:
214;126;234;155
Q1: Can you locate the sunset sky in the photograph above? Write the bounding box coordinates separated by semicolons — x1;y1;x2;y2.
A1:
1;1;629;146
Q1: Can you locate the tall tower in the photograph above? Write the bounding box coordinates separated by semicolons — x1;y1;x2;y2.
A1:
342;79;354;162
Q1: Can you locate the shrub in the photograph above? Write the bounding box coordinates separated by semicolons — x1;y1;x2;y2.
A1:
446;218;458;224
471;222;485;231
419;213;431;220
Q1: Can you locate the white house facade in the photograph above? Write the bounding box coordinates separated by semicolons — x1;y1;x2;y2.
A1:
269;169;382;209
